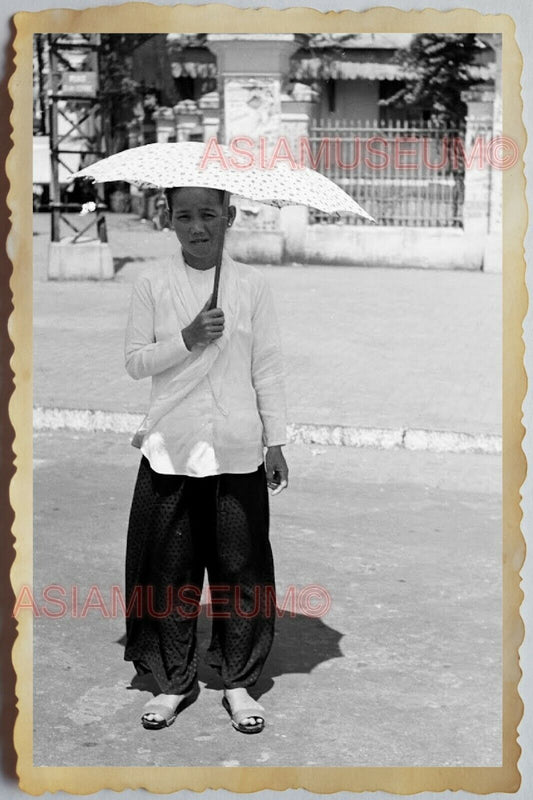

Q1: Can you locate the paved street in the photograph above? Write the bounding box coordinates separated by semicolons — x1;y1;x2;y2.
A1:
32;212;501;437
31;430;501;767
29;211;503;769
15;23;513;791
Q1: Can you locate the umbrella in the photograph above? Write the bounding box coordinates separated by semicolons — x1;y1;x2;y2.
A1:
71;140;374;305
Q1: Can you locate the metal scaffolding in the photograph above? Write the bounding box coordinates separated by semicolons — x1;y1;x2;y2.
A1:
47;34;107;243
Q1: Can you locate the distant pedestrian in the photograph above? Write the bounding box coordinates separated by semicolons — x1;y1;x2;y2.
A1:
151;191;169;230
123;185;288;734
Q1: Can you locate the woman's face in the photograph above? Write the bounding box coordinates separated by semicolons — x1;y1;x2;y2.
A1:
169;187;235;268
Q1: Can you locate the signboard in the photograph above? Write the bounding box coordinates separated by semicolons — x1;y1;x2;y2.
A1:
60;71;97;97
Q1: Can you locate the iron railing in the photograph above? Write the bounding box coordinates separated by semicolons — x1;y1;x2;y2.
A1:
307;118;478;227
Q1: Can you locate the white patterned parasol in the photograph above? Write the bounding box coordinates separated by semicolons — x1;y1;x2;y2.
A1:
71;141;374;220
71;140;374;305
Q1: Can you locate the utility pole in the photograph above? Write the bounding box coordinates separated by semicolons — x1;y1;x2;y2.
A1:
47;34;113;279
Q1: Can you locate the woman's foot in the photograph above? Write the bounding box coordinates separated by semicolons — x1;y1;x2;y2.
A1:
223;687;265;734
141;687;198;729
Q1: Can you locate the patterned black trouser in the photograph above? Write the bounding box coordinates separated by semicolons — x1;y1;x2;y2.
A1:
124;456;275;694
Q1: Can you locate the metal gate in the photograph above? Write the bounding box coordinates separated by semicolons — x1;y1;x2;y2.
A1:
307;118;472;227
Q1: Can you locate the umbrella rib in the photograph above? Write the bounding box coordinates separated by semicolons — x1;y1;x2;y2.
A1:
210;191;230;310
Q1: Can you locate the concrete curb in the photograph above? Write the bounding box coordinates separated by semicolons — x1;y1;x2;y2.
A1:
33;406;502;455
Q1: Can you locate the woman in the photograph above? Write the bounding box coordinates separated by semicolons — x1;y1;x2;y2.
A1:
123;185;288;734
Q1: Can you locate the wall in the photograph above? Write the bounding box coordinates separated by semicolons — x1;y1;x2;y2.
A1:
227;212;484;270
291;224;483;270
313;79;380;123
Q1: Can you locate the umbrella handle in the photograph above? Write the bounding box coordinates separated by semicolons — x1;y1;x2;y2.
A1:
210;191;230;310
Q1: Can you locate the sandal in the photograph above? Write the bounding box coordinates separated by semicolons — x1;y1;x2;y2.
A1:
141;685;199;730
222;695;265;734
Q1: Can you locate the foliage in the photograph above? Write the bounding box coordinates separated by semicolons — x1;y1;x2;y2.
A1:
99;35;156;104
97;35;161;154
380;34;488;127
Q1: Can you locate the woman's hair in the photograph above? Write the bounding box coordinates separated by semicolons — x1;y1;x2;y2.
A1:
165;186;226;213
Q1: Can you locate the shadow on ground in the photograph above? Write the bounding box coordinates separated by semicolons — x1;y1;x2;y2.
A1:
117;605;344;701
113;256;146;275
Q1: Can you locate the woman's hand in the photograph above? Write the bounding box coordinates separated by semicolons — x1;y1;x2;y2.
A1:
265;445;289;495
182;296;225;350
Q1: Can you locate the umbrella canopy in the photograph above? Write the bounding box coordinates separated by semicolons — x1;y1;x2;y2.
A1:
72;140;374;308
70;141;374;221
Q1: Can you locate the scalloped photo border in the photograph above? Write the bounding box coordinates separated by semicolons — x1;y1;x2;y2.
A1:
7;4;526;794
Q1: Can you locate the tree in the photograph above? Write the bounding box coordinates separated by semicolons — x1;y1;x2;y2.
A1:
379;34;493;227
380;34;489;128
98;35;159;155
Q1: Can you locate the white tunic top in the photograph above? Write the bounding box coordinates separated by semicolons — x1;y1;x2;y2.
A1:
124;248;287;477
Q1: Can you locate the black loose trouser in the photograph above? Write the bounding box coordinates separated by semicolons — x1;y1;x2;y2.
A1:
124;456;275;694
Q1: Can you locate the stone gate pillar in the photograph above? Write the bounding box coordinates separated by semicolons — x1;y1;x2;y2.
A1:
206;34;300;263
461;35;501;273
480;35;502;274
461;97;492;270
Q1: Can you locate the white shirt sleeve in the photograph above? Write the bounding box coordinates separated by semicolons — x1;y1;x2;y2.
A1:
251;277;287;447
124;275;190;380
